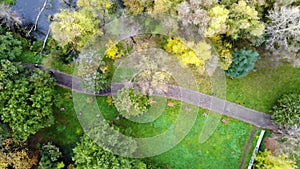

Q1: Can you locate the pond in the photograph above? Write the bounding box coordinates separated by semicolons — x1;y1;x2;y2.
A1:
12;0;124;39
12;0;77;39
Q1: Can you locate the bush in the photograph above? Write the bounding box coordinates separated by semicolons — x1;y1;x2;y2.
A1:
254;150;297;169
38;143;64;169
0;62;56;141
113;87;150;118
0;28;22;61
271;93;300;128
73;134;142;169
225;49;259;78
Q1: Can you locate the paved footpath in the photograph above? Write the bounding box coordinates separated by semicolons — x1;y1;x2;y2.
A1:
23;64;277;130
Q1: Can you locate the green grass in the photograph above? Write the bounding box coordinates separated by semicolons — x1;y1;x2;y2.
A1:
93;95;255;169
37;61;300;168
242;129;260;169
42;54;75;74
63;90;254;168
226;65;300;113
38;87;82;145
0;0;15;5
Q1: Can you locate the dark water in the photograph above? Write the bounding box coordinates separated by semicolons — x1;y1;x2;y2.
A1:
12;0;124;39
12;0;77;39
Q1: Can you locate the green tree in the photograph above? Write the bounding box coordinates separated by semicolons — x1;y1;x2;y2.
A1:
38;142;64;169
205;1;265;41
0;28;22;61
50;8;101;50
205;5;229;38
0;61;56;141
271;93;300;128
73;134;145;169
113;87;150;118
254;150;297;169
227;0;265;40
225;49;259;78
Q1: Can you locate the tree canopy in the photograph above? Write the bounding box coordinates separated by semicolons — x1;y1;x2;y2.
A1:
0;60;55;141
271;93;300;128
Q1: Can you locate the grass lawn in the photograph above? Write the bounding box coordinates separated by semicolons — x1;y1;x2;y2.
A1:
37;87;83;163
226;65;300;113
42;54;75;74
38;62;300;168
72;93;256;169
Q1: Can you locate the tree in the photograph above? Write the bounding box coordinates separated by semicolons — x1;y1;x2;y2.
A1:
227;0;265;40
164;37;211;68
0;4;22;30
123;0;147;14
271;93;300;128
0;59;19;90
273;127;300;160
225;49;259;78
51;0;115;50
205;5;229;38
38;142;64;169
210;35;233;70
73;134;145;169
123;0;182;16
270;94;300;163
0;61;56;141
265;6;300;50
176;0;211;34
113;87;150;118
205;1;265;40
0;27;22;61
76;49;113;92
0;138;39;169
254;150;297;169
50;8;101;50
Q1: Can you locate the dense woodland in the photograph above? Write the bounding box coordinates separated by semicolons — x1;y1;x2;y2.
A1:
0;0;300;168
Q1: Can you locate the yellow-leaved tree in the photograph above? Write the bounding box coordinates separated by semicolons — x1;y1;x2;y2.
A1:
205;0;264;40
164;37;211;73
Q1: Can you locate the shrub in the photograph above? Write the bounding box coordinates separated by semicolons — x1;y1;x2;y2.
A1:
73;134;144;169
38;143;64;169
113;87;150;118
210;35;233;70
254;150;297;169
0;28;22;61
271;93;300;128
164;37;211;67
225;49;259;78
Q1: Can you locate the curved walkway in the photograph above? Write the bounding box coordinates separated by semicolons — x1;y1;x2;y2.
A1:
23;63;277;130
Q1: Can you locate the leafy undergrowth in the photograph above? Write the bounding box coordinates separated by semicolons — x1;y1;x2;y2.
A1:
38;87;82;150
226;65;300;113
42;54;75;74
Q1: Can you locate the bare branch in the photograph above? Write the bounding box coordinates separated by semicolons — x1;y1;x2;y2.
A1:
265;6;300;50
40;27;51;54
27;0;48;35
